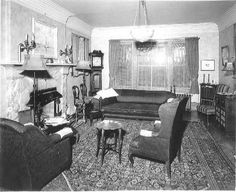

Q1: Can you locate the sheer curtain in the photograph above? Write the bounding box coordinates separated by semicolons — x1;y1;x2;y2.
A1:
185;37;199;94
109;39;192;92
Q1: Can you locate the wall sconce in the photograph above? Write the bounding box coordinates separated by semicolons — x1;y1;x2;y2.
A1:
18;34;36;62
59;45;73;64
59;15;76;64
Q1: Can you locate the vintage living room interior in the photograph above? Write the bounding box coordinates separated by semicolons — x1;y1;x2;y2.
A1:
0;0;235;190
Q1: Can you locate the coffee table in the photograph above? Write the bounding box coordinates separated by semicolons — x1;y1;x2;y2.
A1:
95;120;124;165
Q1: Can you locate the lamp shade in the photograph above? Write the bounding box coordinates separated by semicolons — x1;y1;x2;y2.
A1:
130;26;154;42
20;54;52;79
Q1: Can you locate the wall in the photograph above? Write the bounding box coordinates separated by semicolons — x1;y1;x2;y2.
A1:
0;1;92;120
217;3;236;92
91;23;219;103
219;24;236;92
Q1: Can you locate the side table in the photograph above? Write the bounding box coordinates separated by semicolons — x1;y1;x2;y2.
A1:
95;120;124;165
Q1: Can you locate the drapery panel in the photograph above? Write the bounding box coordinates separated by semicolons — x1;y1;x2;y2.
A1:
109;40;132;88
185;37;199;94
109;39;194;92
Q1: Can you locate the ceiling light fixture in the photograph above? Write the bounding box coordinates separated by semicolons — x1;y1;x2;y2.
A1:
130;0;154;42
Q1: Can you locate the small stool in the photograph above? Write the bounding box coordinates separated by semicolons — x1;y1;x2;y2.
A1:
95;120;123;165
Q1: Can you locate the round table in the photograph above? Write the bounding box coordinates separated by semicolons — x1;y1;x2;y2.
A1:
95;120;123;165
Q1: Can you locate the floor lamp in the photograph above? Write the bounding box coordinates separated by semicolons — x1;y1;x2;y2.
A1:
20;54;52;125
75;61;91;122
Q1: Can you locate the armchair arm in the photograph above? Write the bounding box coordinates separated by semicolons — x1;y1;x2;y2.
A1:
27;138;72;189
139;129;160;137
22;124;56;159
0;118;26;133
48;127;74;143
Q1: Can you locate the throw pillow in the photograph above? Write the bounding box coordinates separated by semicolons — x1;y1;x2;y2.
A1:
96;88;119;99
53;127;73;139
167;98;175;103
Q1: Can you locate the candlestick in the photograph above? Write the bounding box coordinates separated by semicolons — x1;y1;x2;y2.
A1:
208;74;210;83
18;44;22;63
32;33;35;41
203;74;205;83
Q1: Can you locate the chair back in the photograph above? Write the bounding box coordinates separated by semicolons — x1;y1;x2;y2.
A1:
169;97;189;163
72;85;81;105
80;83;87;98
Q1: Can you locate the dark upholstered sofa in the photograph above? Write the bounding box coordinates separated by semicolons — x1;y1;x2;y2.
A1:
100;89;176;120
0;118;76;190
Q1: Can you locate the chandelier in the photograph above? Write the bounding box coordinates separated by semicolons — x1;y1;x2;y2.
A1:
130;0;154;42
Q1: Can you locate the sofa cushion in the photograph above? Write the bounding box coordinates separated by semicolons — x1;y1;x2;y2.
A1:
102;102;160;118
101;96;118;106
115;89;176;104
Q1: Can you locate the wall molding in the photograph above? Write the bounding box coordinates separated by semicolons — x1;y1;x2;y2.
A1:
11;0;93;37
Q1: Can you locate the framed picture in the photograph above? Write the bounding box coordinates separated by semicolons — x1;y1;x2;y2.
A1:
201;60;215;71
32;18;58;58
221;46;229;67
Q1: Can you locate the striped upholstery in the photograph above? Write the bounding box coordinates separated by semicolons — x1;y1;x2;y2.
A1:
216;84;230;94
197;84;230;123
196;104;215;115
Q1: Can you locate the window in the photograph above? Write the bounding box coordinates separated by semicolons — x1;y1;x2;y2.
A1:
71;33;89;64
109;39;190;92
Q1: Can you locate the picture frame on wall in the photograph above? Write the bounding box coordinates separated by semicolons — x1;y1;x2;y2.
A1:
201;60;215;71
32;18;58;59
221;46;229;68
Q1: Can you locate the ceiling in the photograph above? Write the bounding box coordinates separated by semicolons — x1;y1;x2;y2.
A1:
52;0;235;27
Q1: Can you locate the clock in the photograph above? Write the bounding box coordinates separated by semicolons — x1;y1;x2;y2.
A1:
89;50;104;69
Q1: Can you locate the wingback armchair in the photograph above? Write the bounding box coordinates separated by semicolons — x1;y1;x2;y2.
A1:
0;118;76;190
128;97;189;180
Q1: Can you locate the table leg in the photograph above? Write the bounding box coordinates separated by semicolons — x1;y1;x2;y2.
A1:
114;132;117;150
101;129;105;166
118;128;122;164
96;129;101;157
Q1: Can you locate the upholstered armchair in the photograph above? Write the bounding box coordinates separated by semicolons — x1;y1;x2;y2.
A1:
197;83;230;126
128;97;189;180
0;118;76;190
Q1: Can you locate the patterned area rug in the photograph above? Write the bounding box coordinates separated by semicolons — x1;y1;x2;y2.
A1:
43;119;235;191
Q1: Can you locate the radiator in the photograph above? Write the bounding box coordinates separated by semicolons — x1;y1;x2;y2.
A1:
175;93;192;111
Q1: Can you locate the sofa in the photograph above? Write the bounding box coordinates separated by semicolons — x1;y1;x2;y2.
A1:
0;118;76;190
99;89;176;120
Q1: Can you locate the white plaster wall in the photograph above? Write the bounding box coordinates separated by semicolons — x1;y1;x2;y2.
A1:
91;22;219;103
0;1;90;120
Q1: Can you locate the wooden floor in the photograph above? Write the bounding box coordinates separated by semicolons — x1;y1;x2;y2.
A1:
184;110;235;165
